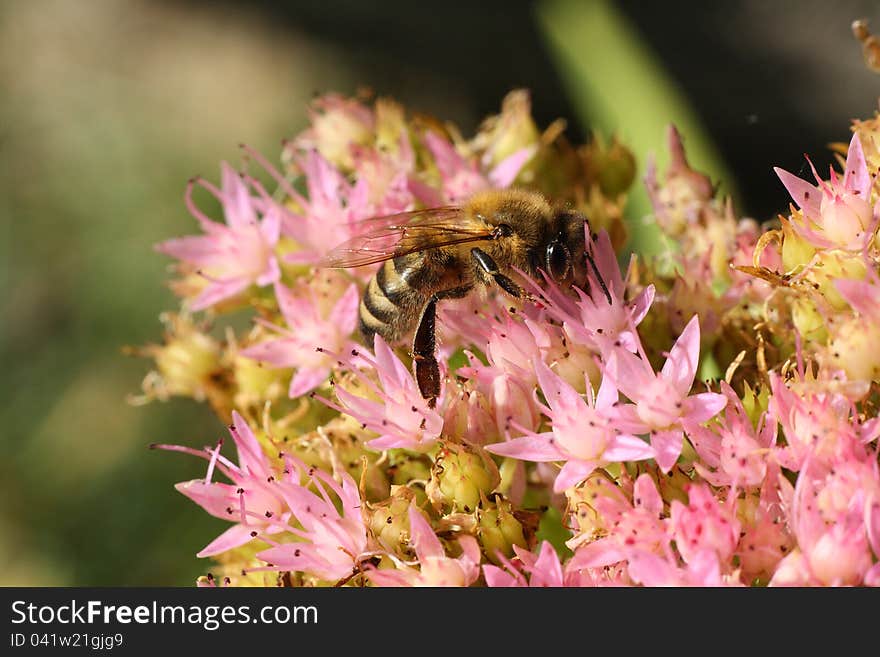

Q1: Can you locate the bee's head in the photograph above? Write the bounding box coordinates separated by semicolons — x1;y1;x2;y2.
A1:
546;210;588;287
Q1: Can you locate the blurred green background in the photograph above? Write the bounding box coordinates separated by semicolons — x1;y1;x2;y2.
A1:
1;0;877;585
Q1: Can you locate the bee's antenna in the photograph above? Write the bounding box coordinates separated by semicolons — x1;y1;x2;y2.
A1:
585;250;613;305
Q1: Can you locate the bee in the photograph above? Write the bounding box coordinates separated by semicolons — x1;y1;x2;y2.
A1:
321;188;610;407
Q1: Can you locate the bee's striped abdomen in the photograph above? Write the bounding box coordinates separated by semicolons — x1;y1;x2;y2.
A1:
358;257;426;343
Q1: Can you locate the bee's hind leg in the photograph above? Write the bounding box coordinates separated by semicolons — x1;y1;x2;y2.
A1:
412;296;441;408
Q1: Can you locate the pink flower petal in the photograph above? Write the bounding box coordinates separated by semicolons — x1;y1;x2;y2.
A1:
530;541;564;586
289;366;329;397
604;349;651;403
607;403;650;434
329;284;360;335
626;549;677;586
197;523;256;558
629;285;656;327
835;278;880;319
568;538;627;570
483;565;519;587
256;255;281;287
534;359;584;417
221;162;257;228
661;315;700;396
682;392;728;423
844;133;871;198
602;434;654;462
408;504;444;561
240;338;297;368
488;145;536;188
651;429;684;473
231;410;270;477
865;495;880;557
554;460;598;493
633;473;663;516
423;131;465;181
260;206;282;244
774;166;821;218
175;480;236;520
485;433;566;462
155;235;219;265
191;278;250;311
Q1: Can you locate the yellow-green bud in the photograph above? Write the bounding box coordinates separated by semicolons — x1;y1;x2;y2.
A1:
427;443;498;513
826;317;880;383
146;313;221;401
582;134;637;198
811;253;866;310
478;497;527;564
791;296;827;343
566;470;626;538
369;486;416;553
233;354;287;407
780;219;816;273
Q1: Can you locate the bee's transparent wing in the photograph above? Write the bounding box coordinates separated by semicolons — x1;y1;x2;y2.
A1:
319;207;495;268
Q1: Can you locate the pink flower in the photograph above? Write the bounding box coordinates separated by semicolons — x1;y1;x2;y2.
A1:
604;315;727;472
866;493;880;586
328;336;444;451
776;454;879;586
484;541;592;587
413;130;534;204
156;164;281;310
255;457;370;583
366;504;480;586
293;93;375;170
768;372;874;471
567;474;668;568
688;382;777;488
451;313;544;443
245;146;411;268
774;133;877;250
626;548;740;587
241;281;360;397
153;411;290;557
670;483;741;565
486;361;653;493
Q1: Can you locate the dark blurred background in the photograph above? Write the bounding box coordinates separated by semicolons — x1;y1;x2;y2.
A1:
1;0;877;585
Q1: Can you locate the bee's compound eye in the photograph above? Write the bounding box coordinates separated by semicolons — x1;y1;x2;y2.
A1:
494;223;514;238
547;241;572;281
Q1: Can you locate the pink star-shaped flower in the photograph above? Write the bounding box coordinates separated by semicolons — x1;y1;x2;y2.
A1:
604;315;727;472
241;281;360;397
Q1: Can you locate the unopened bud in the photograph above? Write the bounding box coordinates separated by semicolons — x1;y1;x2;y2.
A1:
369;486;416;553
427;443;499;513
478;496;527;564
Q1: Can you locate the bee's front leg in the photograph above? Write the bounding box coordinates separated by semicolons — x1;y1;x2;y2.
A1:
470;247;535;302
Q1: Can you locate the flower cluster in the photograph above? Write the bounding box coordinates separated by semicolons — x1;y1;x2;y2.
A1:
138;87;880;586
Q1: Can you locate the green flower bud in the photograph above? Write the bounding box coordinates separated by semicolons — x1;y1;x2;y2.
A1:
233;354;287;407
478;496;527;564
791;296;827;343
427;443;498;513
137;313;222;402
826;317;880;383
780;219;816;273
369;486;416;553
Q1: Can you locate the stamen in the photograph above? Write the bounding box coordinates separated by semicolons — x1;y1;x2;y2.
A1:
240;143;306;206
205;437;224;484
